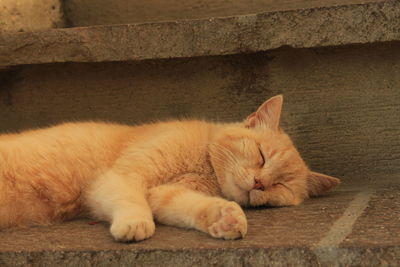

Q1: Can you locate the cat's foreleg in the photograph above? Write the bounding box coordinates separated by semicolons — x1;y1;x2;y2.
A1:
86;171;155;242
148;184;247;240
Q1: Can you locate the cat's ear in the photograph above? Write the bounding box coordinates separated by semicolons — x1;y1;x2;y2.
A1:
245;95;283;130
307;171;341;197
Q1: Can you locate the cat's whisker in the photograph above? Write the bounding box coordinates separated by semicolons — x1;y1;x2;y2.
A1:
211;144;239;164
211;150;237;166
211;154;236;166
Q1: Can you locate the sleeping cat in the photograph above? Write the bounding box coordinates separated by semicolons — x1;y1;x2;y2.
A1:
0;95;340;241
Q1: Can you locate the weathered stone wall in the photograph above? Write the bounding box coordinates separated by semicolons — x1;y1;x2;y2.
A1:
1;42;399;178
0;0;390;31
0;0;65;32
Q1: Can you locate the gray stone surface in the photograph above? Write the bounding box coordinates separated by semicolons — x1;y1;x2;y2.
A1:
0;175;398;266
0;0;65;32
1;42;399;178
0;1;399;265
0;0;399;66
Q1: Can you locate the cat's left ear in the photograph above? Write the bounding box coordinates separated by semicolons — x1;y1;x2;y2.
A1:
245;95;283;130
307;171;341;197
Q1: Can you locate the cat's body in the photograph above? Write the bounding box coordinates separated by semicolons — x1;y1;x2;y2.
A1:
0;96;340;241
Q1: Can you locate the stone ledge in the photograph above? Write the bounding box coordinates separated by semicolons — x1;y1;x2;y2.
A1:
0;0;399;67
0;176;399;266
63;0;387;27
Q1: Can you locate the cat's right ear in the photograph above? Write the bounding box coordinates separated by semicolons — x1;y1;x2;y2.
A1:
307;172;341;197
245;95;283;130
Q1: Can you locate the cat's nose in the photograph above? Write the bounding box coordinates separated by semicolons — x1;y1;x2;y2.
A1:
253;178;265;191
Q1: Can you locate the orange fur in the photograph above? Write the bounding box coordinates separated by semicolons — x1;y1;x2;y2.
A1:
0;95;340;241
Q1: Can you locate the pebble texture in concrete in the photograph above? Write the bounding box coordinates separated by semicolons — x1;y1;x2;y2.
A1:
0;0;399;66
0;177;398;266
0;0;65;32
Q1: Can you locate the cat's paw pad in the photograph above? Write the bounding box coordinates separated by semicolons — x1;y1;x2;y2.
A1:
110;219;155;242
208;202;247;240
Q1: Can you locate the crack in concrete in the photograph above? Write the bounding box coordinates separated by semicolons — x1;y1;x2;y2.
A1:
312;189;374;266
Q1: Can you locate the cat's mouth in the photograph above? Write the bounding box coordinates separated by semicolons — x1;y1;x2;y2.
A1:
234;178;266;206
248;189;268;206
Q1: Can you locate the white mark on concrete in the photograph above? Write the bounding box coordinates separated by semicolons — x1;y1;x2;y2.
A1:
313;189;374;266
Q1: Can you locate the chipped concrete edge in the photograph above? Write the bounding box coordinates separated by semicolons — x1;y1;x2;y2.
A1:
1;245;399;266
0;0;399;66
0;189;398;266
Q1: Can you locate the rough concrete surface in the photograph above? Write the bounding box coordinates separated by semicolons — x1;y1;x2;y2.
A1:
0;176;398;266
0;0;65;32
1;42;399;178
0;0;399;66
64;0;387;26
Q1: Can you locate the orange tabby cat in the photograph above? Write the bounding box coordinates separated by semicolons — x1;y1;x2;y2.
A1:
0;95;340;241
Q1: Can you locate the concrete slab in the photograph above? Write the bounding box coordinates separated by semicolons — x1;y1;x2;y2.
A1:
343;187;400;247
64;0;388;27
0;175;398;266
0;0;399;66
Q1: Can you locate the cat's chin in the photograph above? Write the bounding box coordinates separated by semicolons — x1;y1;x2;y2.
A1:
235;192;250;206
234;188;269;207
248;189;267;207
230;179;271;207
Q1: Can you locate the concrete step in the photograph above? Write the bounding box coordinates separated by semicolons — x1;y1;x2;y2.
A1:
0;0;400;266
1;176;399;266
64;0;392;27
0;0;399;67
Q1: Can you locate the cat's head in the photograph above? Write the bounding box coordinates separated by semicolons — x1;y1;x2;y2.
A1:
209;95;340;207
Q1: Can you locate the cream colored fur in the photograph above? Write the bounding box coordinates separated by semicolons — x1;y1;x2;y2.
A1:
0;95;340;241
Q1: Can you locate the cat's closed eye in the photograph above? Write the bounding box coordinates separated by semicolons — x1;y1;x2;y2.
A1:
258;147;265;168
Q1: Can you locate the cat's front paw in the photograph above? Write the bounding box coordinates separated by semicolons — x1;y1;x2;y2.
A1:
110;218;155;242
207;202;247;240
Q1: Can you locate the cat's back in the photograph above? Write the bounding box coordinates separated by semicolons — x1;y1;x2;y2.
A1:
0;119;217;179
127;119;216;149
0;121;137;175
0;119;214;168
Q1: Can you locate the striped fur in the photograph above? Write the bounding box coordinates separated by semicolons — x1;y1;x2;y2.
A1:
0;95;340;241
